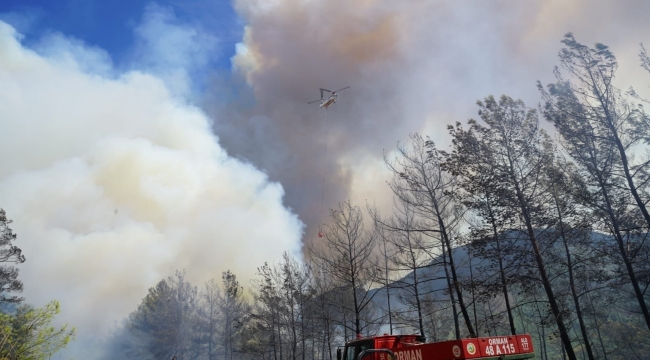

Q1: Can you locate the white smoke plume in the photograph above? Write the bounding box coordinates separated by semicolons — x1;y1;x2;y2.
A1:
0;11;303;356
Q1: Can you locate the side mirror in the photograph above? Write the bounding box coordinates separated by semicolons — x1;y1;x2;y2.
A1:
337;348;342;360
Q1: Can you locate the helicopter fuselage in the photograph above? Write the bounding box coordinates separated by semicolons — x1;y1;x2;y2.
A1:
320;94;337;109
309;86;348;109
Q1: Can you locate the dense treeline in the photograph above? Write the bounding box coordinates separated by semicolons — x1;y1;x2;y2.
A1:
106;35;650;360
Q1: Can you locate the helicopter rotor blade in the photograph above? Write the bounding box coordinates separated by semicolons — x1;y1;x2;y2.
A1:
319;88;331;100
308;99;322;104
333;86;350;92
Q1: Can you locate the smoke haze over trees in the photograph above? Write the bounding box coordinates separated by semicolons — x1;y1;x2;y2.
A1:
205;0;650;247
96;36;650;360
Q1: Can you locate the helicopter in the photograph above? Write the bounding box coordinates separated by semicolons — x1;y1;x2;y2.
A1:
308;86;350;109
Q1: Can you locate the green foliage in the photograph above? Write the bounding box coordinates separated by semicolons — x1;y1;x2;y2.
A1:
0;209;25;304
124;271;197;359
0;301;75;360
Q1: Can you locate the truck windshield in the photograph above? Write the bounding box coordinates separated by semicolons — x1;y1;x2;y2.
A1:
346;340;373;360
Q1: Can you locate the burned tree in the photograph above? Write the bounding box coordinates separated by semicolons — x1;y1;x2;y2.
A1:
540;34;650;331
443;131;521;337
447;95;577;360
381;134;476;339
310;201;378;338
370;201;434;338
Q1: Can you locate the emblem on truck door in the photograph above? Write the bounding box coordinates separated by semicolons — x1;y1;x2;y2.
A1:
452;345;461;357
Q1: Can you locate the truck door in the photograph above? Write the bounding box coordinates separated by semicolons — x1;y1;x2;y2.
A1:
345;340;374;360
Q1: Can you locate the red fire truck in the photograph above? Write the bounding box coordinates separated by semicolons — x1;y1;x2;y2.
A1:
337;334;535;360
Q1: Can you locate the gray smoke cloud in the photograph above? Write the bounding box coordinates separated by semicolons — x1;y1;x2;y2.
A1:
206;0;650;246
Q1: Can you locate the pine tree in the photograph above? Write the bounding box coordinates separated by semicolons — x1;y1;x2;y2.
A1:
0;209;25;304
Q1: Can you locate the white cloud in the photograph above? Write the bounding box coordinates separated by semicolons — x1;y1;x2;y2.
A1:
0;18;303;347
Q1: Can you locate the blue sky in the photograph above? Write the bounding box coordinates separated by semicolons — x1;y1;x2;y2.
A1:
0;0;242;70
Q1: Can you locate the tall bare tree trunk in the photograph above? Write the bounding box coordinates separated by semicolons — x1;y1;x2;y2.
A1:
486;205;516;335
554;208;595;360
430;194;476;337
512;176;577;360
441;243;461;339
